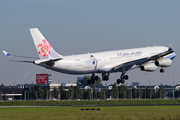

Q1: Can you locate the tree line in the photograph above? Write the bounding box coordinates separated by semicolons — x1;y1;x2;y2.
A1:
0;76;180;100
28;83;180;100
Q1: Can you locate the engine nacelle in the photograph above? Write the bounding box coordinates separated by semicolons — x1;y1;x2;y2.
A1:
140;63;157;72
155;58;172;67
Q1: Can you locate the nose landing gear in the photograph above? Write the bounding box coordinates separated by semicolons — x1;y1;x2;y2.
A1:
160;68;165;73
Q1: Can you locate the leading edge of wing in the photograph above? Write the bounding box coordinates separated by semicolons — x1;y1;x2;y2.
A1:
2;50;39;60
112;57;148;72
148;50;174;61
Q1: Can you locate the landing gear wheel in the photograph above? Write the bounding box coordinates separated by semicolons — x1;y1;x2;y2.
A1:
102;73;109;81
91;79;95;84
123;75;129;80
94;76;98;81
122;79;125;84
91;74;95;80
105;76;109;81
160;69;165;73
117;79;120;84
103;76;109;81
120;79;122;83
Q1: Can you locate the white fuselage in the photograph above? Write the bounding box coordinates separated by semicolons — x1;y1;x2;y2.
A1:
41;46;173;75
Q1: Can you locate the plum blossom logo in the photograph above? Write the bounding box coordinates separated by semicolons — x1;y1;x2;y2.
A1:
37;39;51;57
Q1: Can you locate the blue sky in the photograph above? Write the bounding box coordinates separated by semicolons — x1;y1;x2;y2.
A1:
0;1;180;86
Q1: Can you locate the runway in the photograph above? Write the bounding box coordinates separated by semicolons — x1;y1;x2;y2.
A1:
0;104;180;108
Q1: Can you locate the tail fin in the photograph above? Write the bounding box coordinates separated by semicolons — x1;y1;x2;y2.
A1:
30;28;63;59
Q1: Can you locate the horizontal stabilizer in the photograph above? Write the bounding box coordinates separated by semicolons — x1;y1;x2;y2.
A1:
2;50;38;60
9;60;34;63
3;50;11;57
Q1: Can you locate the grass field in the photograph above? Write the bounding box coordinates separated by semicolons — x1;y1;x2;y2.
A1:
0;99;180;106
0;106;180;120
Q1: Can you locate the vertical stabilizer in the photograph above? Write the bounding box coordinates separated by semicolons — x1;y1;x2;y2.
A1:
30;28;63;59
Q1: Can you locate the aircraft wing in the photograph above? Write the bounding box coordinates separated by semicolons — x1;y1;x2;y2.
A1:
112;58;147;72
111;49;174;72
148;50;174;61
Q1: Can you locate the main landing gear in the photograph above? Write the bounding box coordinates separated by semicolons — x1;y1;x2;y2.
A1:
102;73;109;81
87;72;128;85
117;72;129;84
87;73;98;84
87;73;109;84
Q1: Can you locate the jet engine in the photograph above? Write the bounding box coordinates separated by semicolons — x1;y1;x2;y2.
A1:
155;58;172;67
140;63;157;72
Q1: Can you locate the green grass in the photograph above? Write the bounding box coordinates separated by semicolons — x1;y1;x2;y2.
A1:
0;99;180;106
0;106;180;120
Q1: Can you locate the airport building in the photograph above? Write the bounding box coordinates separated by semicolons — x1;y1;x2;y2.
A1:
0;88;24;100
0;83;179;101
0;74;179;100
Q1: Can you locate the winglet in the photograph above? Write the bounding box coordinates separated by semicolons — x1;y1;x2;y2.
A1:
168;45;173;51
2;50;12;57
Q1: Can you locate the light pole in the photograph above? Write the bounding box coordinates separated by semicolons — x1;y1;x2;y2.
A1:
24;91;26;101
82;91;83;100
125;90;126;99
95;80;96;100
1;79;3;85
145;72;147;88
58;79;60;87
139;89;140;99
149;81;151;99
145;72;147;99
46;91;48;100
131;86;137;99
96;90;97;100
176;86;180;98
117;91;119;99
108;86;112;99
104;91;105;100
173;74;174;99
154;86;159;99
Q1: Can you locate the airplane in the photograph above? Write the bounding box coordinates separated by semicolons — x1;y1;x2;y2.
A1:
3;28;176;84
